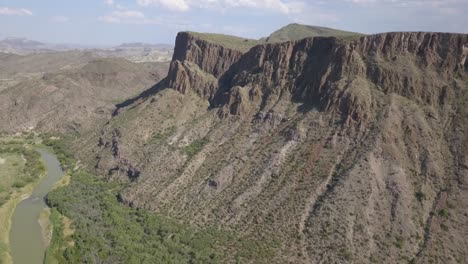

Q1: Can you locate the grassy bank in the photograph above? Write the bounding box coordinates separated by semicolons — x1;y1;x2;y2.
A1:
0;141;46;264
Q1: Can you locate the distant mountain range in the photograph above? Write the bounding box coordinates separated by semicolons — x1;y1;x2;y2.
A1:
0;38;174;62
0;37;76;54
0;24;361;62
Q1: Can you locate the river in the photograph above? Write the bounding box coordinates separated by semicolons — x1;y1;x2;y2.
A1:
9;148;64;264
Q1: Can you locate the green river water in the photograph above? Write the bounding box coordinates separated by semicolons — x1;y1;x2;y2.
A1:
9;148;63;264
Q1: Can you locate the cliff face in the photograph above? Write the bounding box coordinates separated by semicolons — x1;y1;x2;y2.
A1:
166;32;244;100
171;32;244;78
92;31;468;263
167;32;467;122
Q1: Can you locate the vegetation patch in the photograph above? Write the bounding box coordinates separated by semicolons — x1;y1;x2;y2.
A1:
41;135;75;170
415;191;426;202
46;170;277;263
264;23;363;43
52;175;71;191
394;236;405;249
147;126;176;145
44;208;69;264
187;32;262;52
438;208;449;218
183;138;209;159
41;137;277;263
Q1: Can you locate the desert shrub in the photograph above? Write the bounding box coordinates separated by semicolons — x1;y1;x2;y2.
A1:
415;191;426;202
183;138;209;159
394;236;405;249
147;126;175;145
438;208;449;218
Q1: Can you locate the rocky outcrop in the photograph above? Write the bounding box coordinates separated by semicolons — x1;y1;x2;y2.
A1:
166;32;467;126
341;32;468;107
97;128;141;181
166;60;218;100
166;32;244;100
171;32;244;78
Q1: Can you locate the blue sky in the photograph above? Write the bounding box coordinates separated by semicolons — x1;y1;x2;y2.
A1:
0;0;467;46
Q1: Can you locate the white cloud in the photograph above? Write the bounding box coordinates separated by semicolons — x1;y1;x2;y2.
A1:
345;0;462;7
99;15;120;23
99;10;149;24
0;7;33;16
99;9;194;28
136;0;190;11
105;0;115;5
223;0;302;13
51;16;69;23
343;0;466;17
113;10;145;18
135;0;304;14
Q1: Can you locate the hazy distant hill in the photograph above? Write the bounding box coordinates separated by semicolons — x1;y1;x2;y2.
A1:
0;50;99;92
0;37;75;54
114;42;173;50
92;43;173;63
0;38;45;51
0;37;173;62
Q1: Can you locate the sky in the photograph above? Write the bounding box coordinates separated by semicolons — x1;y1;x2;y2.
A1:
0;0;467;46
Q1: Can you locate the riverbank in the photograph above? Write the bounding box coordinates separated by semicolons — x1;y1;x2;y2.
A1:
9;148;64;264
0;170;46;264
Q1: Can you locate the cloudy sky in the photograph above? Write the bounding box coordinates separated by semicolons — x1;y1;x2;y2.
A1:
0;0;466;46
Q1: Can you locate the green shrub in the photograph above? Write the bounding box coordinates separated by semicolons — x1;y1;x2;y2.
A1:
340;249;353;261
394;236;405;249
41;136;74;170
183;138;209;159
438;208;449;218
12;180;27;188
148;127;175;145
415;191;426;202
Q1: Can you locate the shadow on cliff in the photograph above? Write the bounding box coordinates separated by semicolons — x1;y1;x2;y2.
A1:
211;36;345;115
113;77;168;116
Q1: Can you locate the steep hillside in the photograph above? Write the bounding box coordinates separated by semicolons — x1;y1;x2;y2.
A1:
88;31;468;263
0;58;169;133
263;23;363;43
0;51;99;91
